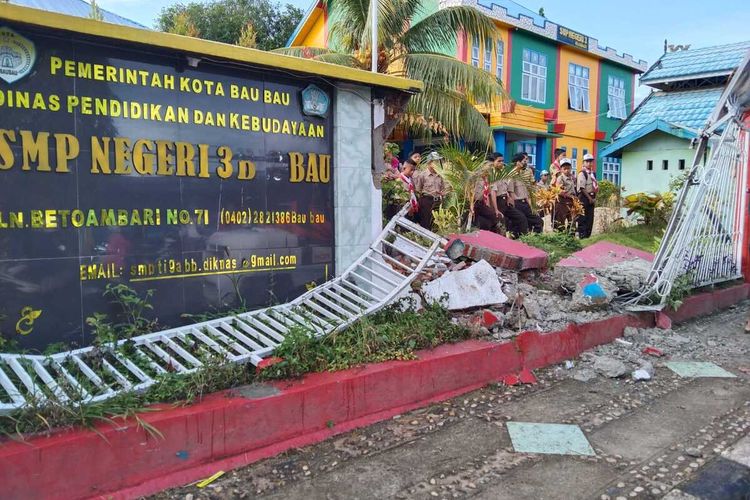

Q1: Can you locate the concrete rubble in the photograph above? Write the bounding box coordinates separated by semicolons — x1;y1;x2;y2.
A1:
422;260;508;310
445;230;549;271
388;235;658;343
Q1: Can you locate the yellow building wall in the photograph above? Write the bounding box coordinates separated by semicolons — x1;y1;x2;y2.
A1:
557;46;599;141
290;6;326;48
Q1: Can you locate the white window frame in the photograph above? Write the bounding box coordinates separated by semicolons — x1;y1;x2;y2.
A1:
571;147;578;173
517;142;537;168
484;38;492;72
568;63;590;112
521;48;547;104
602;157;621;185
496;39;504;80
471;34;480;68
607;76;627;119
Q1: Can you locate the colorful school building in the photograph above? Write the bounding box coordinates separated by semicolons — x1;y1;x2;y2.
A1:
288;0;647;179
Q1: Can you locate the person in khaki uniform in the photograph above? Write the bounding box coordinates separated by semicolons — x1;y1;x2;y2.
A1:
553;159;576;231
510;153;543;234
491;153;528;237
413;151;446;230
576;153;599;238
472;164;503;232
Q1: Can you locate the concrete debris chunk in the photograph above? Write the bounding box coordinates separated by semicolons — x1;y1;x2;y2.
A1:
571;274;617;311
445;230;548;271
572;368;597;382
632;369;652;381
593;356;629;378
422;260;508;310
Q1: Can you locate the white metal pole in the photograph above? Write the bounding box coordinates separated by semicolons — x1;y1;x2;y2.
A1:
371;0;378;72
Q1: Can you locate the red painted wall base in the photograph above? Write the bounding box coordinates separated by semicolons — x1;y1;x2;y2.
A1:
1;284;747;500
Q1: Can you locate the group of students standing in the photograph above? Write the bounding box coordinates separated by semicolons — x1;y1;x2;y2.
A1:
544;147;600;239
384;147;599;239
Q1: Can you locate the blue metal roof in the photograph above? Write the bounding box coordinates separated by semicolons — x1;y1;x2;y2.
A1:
614;87;724;140
641;41;750;84
600;120;696;158
8;0;147;29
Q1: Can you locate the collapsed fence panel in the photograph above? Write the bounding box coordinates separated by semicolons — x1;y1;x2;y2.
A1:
0;205;447;414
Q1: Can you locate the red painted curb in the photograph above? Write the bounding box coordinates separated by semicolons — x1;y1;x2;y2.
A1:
1;284;746;500
666;283;750;324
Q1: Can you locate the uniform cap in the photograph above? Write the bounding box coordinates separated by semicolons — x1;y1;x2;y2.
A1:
541;170;549;175
425;151;443;162
560;158;572;166
583;153;595;161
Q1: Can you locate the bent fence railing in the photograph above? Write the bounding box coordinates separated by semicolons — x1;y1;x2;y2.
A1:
0;205;447;414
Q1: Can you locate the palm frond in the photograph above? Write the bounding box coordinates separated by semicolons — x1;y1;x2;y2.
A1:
397;52;505;105
315;53;364;67
325;0;369;52
407;88;494;145
403;6;498;54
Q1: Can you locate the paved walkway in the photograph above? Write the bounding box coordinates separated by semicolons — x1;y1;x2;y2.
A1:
154;305;750;500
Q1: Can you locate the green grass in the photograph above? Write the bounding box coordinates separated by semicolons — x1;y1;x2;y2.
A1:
582;223;665;254
259;301;472;380
519;232;582;266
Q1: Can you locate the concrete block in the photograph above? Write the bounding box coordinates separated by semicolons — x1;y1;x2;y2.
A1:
423;260;508;310
445;230;548;271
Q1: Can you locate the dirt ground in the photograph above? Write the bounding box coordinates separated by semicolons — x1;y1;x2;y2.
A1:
152;304;750;500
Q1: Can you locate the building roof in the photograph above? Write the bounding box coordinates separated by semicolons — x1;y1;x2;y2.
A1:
441;0;647;71
641;41;750;85
615;87;724;139
599;119;697;158
289;0;647;72
8;0;147;29
1;4;423;93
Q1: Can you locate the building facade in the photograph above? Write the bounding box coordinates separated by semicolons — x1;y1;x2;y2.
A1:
287;0;647;178
600;41;750;194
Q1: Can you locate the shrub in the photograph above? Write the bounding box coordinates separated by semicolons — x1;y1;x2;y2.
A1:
520;232;582;265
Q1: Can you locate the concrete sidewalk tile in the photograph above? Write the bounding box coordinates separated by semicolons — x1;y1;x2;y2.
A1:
506;422;595;456
722;435;750;468
665;361;737;378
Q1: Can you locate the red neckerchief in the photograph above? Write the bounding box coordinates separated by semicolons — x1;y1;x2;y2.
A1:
482;177;490;204
583;167;599;192
400;172;419;211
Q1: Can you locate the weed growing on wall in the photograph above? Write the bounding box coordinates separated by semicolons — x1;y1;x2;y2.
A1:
260;301;472;380
86;284;160;346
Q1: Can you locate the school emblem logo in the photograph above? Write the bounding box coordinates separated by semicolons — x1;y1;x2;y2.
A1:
0;27;36;84
301;84;330;118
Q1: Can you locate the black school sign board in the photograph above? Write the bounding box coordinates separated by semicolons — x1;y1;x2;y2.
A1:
0;22;335;350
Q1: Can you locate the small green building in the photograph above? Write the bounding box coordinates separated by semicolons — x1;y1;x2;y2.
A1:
600;41;750;194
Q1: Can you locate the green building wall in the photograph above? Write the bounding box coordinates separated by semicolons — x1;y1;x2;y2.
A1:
509;31;558;109
620;131;694;195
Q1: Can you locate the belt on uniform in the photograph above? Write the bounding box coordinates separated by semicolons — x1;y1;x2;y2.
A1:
422;195;443;201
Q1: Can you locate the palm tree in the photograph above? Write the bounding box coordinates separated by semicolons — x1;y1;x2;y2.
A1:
275;0;506;145
434;145;518;232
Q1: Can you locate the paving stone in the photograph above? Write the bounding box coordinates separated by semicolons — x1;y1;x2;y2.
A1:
507;422;595;456
665;361;737;378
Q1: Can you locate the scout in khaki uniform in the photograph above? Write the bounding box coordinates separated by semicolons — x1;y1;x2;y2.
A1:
413;151;446;230
553;159;576;231
576;153;599;239
491;153;528;237
510;153;543;234
472;165;503;232
549;147;566;184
